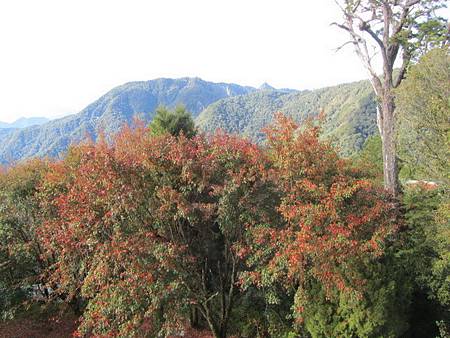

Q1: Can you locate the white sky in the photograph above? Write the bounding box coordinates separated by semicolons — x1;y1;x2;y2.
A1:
0;0;404;122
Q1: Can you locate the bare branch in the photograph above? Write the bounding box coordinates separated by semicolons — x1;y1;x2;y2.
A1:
331;14;383;95
0;260;11;270
359;20;386;52
382;2;392;47
334;40;357;52
405;0;420;7
391;3;410;37
331;21;352;33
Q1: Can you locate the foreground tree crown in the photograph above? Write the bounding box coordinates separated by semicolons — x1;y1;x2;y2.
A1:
12;115;399;337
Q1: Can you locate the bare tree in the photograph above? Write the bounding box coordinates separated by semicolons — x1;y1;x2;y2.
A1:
333;0;447;197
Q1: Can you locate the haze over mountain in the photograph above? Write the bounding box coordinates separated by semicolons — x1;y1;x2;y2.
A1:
0;77;378;164
0;117;49;129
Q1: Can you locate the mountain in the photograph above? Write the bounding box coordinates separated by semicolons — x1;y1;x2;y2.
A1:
0;78;255;163
197;80;377;156
0;117;49;129
0;77;378;164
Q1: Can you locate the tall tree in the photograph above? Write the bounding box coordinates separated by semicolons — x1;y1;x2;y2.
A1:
333;0;447;196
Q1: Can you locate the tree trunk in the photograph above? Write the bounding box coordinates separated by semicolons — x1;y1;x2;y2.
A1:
378;93;400;197
189;306;200;329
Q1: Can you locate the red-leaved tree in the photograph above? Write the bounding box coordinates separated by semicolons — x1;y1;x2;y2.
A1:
39;124;276;337
36;115;401;337
241;114;400;326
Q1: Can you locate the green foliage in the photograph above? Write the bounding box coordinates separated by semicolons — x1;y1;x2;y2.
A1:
299;254;411;338
0;160;50;320
395;47;450;184
0;282;27;321
226;286;294;338
149;105;197;138
405;13;449;62
353;134;383;185
198;80;378;156
401;186;450;335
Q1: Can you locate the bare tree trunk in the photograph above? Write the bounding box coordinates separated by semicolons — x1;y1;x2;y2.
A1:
378;92;400;197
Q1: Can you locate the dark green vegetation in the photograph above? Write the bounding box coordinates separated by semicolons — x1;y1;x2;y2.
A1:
0;160;51;321
354;135;450;337
395;48;450;336
349;47;450;336
198;80;377;156
0;77;379;164
149;105;197;138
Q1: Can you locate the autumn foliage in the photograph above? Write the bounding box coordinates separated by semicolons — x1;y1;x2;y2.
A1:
243;115;399;327
0;115;401;337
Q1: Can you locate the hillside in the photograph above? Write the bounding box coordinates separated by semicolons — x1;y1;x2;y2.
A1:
197;80;377;156
0;78;255;163
0;77;378;164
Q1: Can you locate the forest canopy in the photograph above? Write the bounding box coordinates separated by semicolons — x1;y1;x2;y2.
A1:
3;109;448;337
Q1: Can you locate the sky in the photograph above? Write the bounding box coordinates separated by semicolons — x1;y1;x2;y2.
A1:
0;0;420;122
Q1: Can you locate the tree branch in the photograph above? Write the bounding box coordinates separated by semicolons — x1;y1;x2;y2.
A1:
359;20;386;53
334;40;357;52
393;51;410;88
405;0;420;7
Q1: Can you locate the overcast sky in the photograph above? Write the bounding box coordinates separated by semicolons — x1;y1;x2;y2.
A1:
0;0;434;122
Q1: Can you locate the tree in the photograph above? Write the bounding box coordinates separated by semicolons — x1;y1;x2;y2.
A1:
39;124;276;338
333;0;448;197
0;160;51;319
395;46;450;184
149;105;197;138
242;114;402;336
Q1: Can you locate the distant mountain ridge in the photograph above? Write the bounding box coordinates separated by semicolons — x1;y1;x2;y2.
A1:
0;78;256;163
0;77;378;164
197;80;377;156
0;117;49;129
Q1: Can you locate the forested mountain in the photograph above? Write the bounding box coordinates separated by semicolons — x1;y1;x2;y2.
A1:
0;117;49;129
0;77;377;164
198;80;377;156
0;78;254;163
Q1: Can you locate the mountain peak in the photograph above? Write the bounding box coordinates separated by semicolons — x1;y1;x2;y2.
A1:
259;82;275;90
